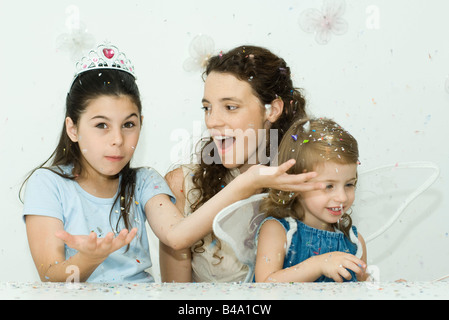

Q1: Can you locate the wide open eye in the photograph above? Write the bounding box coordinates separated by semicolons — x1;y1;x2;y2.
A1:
123;121;136;129
96;123;108;129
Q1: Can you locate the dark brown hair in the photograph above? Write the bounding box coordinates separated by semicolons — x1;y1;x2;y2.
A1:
189;45;308;260
20;69;142;236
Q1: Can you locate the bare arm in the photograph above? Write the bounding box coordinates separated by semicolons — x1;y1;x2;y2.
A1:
159;168;192;282
147;160;324;250
26;215;136;282
356;232;369;281
255;220;367;283
255;219;325;282
159;242;192;282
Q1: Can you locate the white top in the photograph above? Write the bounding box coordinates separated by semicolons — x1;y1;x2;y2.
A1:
181;164;249;282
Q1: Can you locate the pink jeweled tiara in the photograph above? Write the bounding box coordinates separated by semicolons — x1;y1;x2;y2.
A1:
72;42;136;82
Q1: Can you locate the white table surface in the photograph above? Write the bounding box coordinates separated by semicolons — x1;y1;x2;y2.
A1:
1;281;448;300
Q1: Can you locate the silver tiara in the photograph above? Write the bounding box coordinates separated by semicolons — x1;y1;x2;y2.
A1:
73;42;136;81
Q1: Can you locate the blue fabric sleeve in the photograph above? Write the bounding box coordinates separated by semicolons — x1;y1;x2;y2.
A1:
22;168;65;222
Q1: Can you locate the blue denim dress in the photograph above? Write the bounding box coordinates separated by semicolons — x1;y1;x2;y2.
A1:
259;217;361;282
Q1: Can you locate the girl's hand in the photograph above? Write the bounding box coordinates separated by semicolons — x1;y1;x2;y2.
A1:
317;251;367;282
55;228;138;263
245;159;325;193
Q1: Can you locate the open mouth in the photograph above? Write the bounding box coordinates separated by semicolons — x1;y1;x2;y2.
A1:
327;206;344;216
213;136;236;154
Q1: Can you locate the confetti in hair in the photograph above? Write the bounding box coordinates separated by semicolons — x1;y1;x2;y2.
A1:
303;120;311;133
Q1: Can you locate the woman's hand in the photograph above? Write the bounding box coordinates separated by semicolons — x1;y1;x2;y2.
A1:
55;228;138;263
245;159;325;193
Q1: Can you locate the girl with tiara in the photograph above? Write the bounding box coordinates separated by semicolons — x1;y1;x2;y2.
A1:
255;118;369;283
160;45;325;283
21;43;318;283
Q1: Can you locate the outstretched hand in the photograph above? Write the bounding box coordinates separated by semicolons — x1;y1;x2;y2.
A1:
55;228;138;263
246;159;325;193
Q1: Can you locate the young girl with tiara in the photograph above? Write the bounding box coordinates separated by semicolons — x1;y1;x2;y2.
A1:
160;45;325;283
255;118;369;283
21;43;318;283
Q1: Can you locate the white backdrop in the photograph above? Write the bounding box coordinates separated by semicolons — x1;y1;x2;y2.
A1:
1;0;448;282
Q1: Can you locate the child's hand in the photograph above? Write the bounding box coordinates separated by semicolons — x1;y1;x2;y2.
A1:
245;159;325;193
55;228;138;263
318;251;367;282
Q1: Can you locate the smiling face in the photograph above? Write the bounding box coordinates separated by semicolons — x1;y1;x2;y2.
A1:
66;95;141;180
202;72;279;172
299;161;357;231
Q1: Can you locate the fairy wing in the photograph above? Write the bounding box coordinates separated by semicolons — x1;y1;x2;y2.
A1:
213;161;440;283
212;193;268;282
352;161;440;243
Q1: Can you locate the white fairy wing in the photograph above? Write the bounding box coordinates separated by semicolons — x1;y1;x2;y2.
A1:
213;162;439;283
352;161;440;243
213;193;268;283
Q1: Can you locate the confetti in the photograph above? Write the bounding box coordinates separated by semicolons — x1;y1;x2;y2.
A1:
209;239;217;248
303;121;310;133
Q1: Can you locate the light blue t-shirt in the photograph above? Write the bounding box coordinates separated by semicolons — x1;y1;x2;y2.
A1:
22;165;175;283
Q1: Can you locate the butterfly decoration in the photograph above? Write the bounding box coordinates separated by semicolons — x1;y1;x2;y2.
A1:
298;0;348;45
56;22;96;62
183;34;215;72
55;6;95;61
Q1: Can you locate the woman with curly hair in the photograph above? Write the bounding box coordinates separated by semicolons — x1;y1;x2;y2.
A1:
160;45;322;283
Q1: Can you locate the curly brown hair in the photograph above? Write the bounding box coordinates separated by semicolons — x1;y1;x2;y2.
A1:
189;45;308;260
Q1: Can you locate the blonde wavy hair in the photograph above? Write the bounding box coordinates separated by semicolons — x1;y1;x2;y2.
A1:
260;117;360;237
